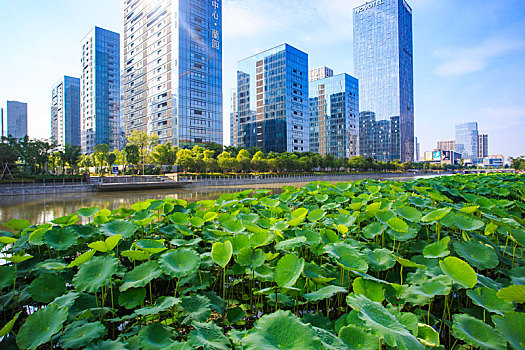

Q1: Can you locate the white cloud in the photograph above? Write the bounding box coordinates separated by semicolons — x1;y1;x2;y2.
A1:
434;37;524;76
480;106;525;132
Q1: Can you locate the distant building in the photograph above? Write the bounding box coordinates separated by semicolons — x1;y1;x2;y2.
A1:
425;149;461;165
232;44;309;153
81;27;120;154
309;66;334;82
483;155;504;168
230;89;238;147
415;137;420;161
309;72;359;158
437;140;455;152
6;101;28;139
455;122;479;159
354;0;414;162
51;76;81;149
478;134;488;158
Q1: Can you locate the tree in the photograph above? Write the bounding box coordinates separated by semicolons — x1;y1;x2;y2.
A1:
217;151;236;173
510;156;525;171
176;149;194;173
64;143;82;174
150;143;177;169
236;149;251;173
124;144;140;174
126;130;159;174
93;144;110;175
251;151;267;172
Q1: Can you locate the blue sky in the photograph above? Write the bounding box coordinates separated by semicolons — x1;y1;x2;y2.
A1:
0;0;524;158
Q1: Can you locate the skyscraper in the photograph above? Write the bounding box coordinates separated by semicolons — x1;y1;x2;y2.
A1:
51;76;81;149
437;140;456;152
478;133;488;158
353;0;414;162
6;101;28;139
122;0;223;148
81;27;120;154
309;66;334;83
232;44;309;153
309;70;359;158
455;122;478;159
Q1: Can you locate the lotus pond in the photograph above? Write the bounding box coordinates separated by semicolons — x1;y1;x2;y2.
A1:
0;174;524;349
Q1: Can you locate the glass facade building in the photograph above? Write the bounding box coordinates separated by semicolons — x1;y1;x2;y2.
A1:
478;133;488;158
309;73;359;158
81;27;120;154
353;0;414;162
123;0;223;148
455;122;478;159
232;44;309;153
6;101;28;139
51;76;81;149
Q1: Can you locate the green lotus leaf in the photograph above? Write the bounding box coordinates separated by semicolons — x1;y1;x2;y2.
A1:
222;220;245;234
439;256;477;289
73;255;118;293
52;214;79;226
394;255;424;268
28;273;66;303
420;275;452;297
387;217;409;233
454;240;499;269
211;240;233;268
352;277;384;303
312;326;347;350
4;219;31;231
77;207;100;217
28;225;52;245
396;205;422;223
5;253;33;263
135;239;167;254
85;340;129;350
181;294;212;324
131;201;150;212
67;249;96;268
303;285;347;302
138;323;177;350
275;236;307;251
338;325;379;350
365;248;396;272
226;307;245;325
510;266;525;285
421;208;451;223
242;310;322;349
497;285;525;303
346;294;424;350
43;228;78;250
510;229;525;247
159;249;201;278
120;261;162;291
0;311;21;337
493;311;525;350
453;214;485;231
99;220;137;238
118;287;146;309
17;304;68;350
170;212;189;225
423;241;450;259
51;291;80;309
187;321;230;350
459;205;479;214
308;209;326;222
0;265;16;290
0;236;17;244
88;234;122;253
288;207;308;226
452;314;506;350
467;287;514;316
363;222;383;239
417;323;439;347
275;253;305;288
39;260;67;270
303;262;334;284
121;250;151;261
325;243;368;272
135;296;180;316
387;227;417;242
236;247;265;269
60;321;105;349
376;210;395;225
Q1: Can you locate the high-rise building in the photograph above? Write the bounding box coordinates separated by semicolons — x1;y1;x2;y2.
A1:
232;44;309;153
437;140;456;152
6;101;28;139
230;89;238;147
478;133;488;158
353;0;414;162
122;0;223;148
455;122;478;159
309;66;334;82
81;27;120;154
309;72;359;158
51;76;81;149
415;136;420;161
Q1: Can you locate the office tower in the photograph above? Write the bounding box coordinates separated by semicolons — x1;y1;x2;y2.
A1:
478;133;488;158
353;0;414;162
415;137;420;161
51;76;81;149
455;122;479;159
122;0;223;148
230;89;238;147
309;66;334;82
81;27;120;154
6;101;28;139
233;44;309;153
437;140;455;152
309;71;359;158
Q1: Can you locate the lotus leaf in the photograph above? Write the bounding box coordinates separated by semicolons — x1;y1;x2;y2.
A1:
73;255;118;293
275;236;307;251
118;287;146;309
5;219;31;231
452;314;506;350
363;222;383;239
275;253;304;288
288;207;308;226
121;250;151;261
242;310;322;349
88;234;122;253
135;296;180;316
396;205;422;223
496;285;525;303
60;321;105;349
313;327;348;350
51;291;80;309
211;240;233;268
138;323;177;350
180;294;212;324
222;220;245;234
421;208;451;223
417;323;439;347
67;249;96;268
467;287;514;315
17;304;68;350
170;212;188;225
453;214;485;231
493;311;525;350
85;340;128;350
454;240;499;269
0;311;20;337
439;256;477;289
77;207;100;217
120;261;162;291
352;277;385;303
308;209;326;222
303;285;347;302
387;217;409;233
186;321;230;350
99;220;137;238
423;241;450;259
338;325;379;350
159;249;201;278
365;248;396;272
236;247;265;269
43;228;78;250
28;274;66;303
0;265;16;290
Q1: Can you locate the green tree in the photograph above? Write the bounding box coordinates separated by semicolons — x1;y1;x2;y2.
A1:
236;149;251;173
217;151;236;173
176;149;195;173
64;143;82;174
124;144;140;174
150;143;177;169
510;156;525;170
93;144;110;175
126;130;159;174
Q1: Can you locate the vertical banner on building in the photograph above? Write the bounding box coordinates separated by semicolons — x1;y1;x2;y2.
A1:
211;0;220;50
